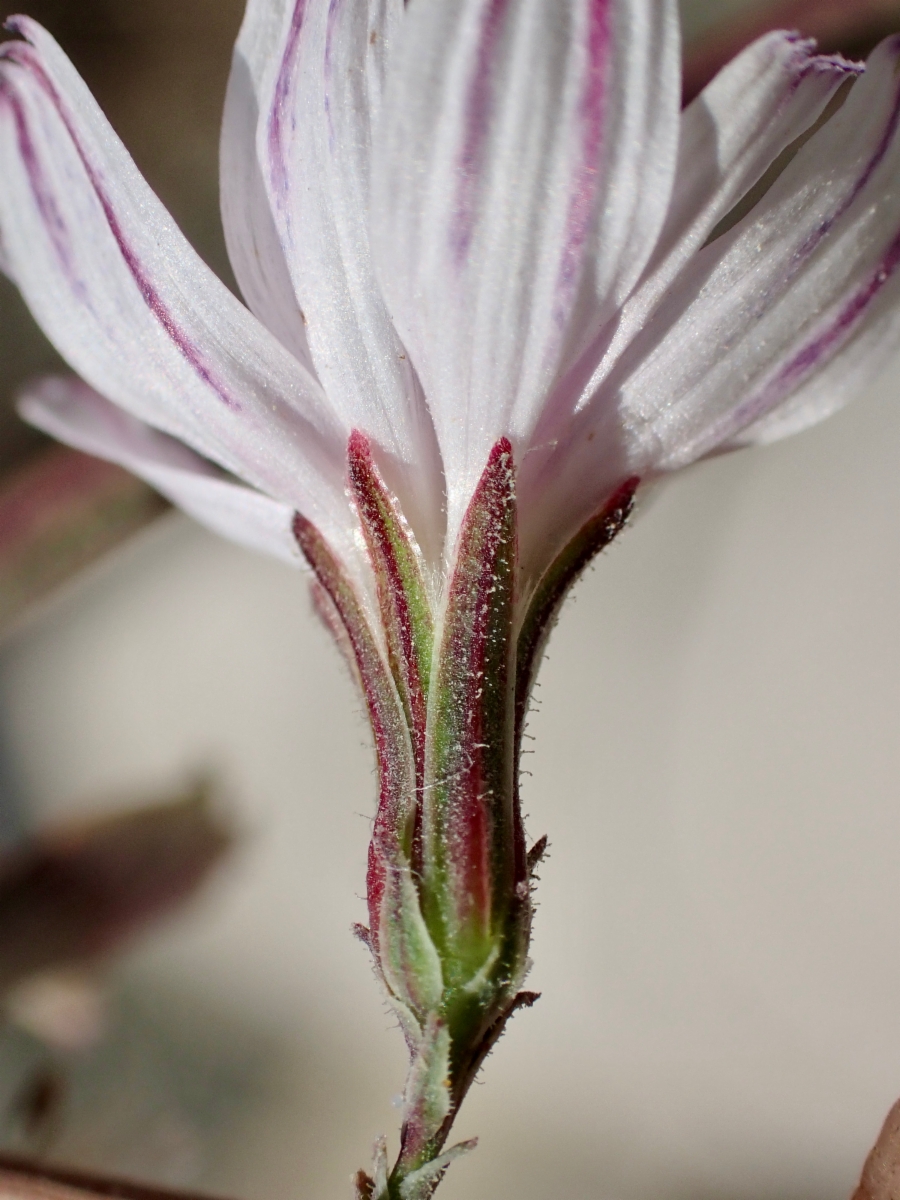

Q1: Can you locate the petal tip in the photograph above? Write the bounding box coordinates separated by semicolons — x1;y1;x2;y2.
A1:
2;15;33;40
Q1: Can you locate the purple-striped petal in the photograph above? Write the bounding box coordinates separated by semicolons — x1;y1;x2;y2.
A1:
595;31;861;400
719;254;900;450
221;0;315;367
519;34;900;581
0;18;352;556
19;376;303;566
257;0;444;562
621;34;900;468
516;31;859;578
370;0;680;546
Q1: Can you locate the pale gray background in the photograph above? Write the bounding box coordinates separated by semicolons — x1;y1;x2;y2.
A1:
2;2;900;1198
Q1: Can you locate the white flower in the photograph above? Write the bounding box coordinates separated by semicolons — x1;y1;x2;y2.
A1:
8;9;900;1191
1;1;897;608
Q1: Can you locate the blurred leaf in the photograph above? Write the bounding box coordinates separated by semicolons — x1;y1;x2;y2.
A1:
0;786;231;992
0;444;169;639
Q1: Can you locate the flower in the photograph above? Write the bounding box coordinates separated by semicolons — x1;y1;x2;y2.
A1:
4;0;900;600
5;1;900;1195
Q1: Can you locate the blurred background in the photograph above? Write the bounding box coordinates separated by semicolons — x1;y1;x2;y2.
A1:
2;2;900;1199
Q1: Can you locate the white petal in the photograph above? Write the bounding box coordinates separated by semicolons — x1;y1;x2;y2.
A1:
258;0;444;559
519;36;900;583
618;35;900;469
593;32;861;399
221;0;315;364
371;0;680;539
721;275;900;450
523;32;858;514
0;19;351;554
19;376;303;566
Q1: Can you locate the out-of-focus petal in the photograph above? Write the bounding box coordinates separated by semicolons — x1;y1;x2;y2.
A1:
0;18;351;554
20;377;303;566
221;0;315;365
259;0;444;561
370;0;680;544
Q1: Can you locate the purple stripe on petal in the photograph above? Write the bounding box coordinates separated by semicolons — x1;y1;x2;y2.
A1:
697;42;900;438
719;228;900;441
780;36;862;104
450;0;511;267
793;49;863;91
0;73;79;291
0;44;241;412
693;44;897;339
267;0;309;199
794;41;900;265
323;0;344;151
550;0;610;335
752;34;900;309
734;61;900;324
782;34;820;97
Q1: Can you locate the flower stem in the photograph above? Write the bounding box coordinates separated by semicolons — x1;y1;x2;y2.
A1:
299;435;637;1198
